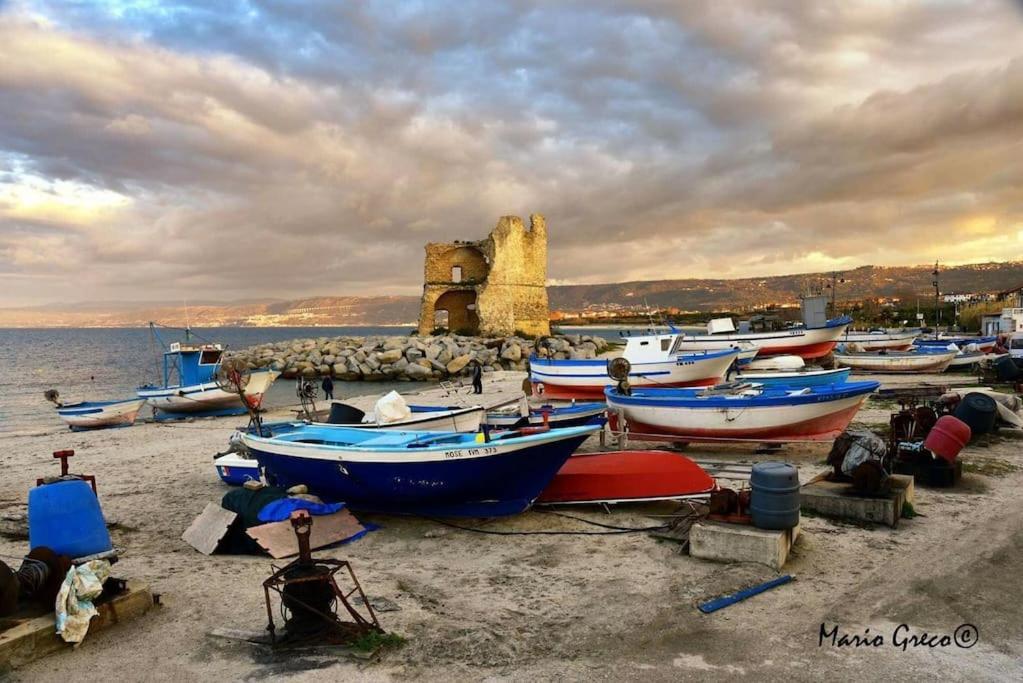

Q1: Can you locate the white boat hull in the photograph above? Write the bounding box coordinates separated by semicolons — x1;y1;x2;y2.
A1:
672;321;851;359
841;329;920;351
530;351;737;400
138;369;279;414
834;352;957;373
318;406;484;433
56;398;147;430
606;393;870;441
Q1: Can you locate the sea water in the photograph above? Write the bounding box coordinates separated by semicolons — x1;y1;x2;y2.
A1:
0;325;632;434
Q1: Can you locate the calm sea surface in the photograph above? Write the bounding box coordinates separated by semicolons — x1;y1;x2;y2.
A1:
0;325;637;434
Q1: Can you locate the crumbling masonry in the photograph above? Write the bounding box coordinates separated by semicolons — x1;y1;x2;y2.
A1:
417;214;551;337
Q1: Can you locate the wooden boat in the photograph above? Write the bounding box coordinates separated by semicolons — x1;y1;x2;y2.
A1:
604;381;878;442
240;423;601;517
733;367;851;387
529;348;738;400
670;315;853;360
214;452;261;486
536;450;716;504
53;397;147;431
833;350;957;373
841;328;920;351
484;402;607;429
321;402;485;432
137;326;279;418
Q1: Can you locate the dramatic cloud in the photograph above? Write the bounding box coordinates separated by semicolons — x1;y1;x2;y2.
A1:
1;0;1022;305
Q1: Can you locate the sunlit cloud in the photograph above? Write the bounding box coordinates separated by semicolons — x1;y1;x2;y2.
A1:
0;0;1022;306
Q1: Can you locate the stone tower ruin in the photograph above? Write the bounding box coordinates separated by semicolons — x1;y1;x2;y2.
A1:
417;214;551;337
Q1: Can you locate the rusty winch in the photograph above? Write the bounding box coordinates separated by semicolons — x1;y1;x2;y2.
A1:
262;510;382;647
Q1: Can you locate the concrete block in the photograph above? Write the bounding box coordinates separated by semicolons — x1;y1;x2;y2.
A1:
690;520;801;570
800;479;908;527
890;474;915;505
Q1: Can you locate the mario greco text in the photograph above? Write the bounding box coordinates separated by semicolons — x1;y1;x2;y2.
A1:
819;624;979;650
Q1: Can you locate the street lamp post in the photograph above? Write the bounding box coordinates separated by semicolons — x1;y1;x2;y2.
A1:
931;261;940;337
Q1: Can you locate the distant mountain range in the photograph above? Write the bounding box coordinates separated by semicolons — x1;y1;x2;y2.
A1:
2;261;1021;328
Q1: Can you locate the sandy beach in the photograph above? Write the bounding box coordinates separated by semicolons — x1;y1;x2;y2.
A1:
2;372;1022;681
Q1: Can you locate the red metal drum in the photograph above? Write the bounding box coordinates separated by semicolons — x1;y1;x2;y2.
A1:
923;415;972;463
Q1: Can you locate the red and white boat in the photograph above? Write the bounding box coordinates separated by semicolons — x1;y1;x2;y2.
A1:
604;380;878;442
670;315;853;360
529;347;738;400
536;450;716;504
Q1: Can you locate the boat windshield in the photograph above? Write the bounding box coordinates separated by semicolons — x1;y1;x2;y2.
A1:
200;349;223;365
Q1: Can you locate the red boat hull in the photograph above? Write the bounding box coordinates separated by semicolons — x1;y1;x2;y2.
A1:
536;450;716;504
755;340;838;359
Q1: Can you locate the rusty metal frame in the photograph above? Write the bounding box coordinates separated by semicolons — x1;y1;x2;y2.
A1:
262;511;381;647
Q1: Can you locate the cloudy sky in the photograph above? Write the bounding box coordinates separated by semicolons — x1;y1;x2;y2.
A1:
1;0;1022;306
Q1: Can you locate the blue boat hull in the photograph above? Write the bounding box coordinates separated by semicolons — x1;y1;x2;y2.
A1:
248;433;592;517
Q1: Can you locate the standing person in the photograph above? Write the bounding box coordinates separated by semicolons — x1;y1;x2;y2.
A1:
471;361;483;395
321;374;334;401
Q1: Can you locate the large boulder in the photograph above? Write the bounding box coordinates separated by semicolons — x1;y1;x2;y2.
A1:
500;344;522;362
377;348;404;364
447;354;472;374
406;363;431;379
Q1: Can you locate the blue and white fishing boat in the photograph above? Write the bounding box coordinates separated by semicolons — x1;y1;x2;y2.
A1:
914;336;997;352
137;324;279;418
239;423;601;517
529;347;739;400
605;381;878;442
51;397;147;431
733;367;851;387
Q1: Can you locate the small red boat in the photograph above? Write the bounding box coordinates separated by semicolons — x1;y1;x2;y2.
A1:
536;450;716;504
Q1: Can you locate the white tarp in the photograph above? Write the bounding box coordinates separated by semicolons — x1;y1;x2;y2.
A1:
373;390;412;424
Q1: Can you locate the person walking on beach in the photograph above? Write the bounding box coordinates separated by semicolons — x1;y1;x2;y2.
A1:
471;361;483;395
321;375;334;401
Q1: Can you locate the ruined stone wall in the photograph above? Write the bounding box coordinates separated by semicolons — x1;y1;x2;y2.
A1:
417;213;551;337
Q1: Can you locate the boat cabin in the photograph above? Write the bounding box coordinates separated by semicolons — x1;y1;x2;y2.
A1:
161;342;225;388
622;334;678;363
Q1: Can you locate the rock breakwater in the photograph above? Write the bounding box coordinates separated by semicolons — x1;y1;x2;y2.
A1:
228;334;612;381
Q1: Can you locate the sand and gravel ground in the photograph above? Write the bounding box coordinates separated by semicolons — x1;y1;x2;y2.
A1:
2;371;1021;681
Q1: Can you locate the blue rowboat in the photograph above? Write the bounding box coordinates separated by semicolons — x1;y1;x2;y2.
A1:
605;381;879;442
733;367;851;387
239;423;601;517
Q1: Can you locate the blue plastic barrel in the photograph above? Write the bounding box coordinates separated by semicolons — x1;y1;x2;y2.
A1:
750;462;800;530
28;479;112;559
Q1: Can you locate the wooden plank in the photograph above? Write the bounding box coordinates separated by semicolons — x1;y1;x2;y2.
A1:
246;509;365;559
181;502;238;555
0;582;155;671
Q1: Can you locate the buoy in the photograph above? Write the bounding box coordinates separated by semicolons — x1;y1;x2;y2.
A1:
923;415;971;462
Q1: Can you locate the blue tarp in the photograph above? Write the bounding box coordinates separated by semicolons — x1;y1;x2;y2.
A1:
257;497;344;523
